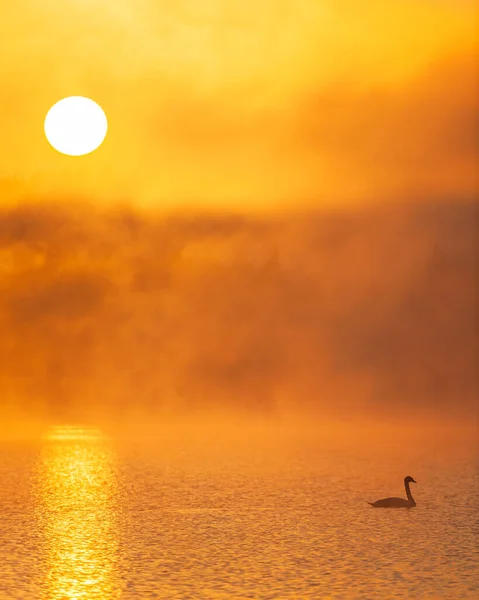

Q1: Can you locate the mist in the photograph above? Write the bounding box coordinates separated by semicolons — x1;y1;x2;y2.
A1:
0;198;477;434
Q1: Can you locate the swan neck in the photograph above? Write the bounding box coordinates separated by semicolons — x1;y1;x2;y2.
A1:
405;480;416;506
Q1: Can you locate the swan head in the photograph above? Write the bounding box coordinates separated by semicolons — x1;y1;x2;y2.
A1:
405;476;417;484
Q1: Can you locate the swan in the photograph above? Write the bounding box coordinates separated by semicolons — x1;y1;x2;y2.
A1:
368;476;417;508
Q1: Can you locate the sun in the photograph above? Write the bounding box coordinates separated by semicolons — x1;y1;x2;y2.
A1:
44;96;108;156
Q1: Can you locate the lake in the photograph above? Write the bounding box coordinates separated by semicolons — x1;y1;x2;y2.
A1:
0;420;477;599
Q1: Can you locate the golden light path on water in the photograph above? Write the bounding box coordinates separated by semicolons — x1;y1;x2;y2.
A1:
36;426;121;600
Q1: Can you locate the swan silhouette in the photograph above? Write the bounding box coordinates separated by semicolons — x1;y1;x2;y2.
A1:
368;476;417;508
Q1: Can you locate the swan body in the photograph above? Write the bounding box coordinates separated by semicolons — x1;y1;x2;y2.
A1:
368;476;417;508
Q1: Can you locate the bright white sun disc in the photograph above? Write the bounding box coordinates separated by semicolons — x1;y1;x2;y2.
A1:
44;96;108;156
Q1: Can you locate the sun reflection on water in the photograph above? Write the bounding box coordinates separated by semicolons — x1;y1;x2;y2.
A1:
37;426;121;599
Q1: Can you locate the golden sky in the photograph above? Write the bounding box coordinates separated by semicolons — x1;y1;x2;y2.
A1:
0;0;477;210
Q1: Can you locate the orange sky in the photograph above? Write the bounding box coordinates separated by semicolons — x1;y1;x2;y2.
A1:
0;0;477;210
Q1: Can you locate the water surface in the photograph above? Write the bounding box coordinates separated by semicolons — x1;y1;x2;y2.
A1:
0;422;477;599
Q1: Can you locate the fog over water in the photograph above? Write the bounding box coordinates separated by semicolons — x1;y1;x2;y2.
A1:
0;199;477;432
